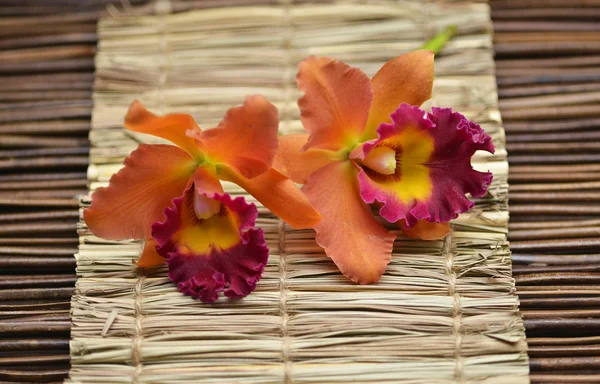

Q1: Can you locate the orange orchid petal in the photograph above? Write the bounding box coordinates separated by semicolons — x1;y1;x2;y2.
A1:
400;220;450;240
362;50;434;141
193;165;224;195
297;56;372;151
198;95;279;179
84;144;196;240
218;166;321;230
137;238;166;268
124;100;204;162
302;161;395;284
273;134;338;184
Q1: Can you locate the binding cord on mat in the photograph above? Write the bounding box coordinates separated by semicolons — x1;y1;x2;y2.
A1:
132;272;147;383
443;233;465;382
132;2;171;382
279;0;293;135
278;2;293;380
155;0;172;114
278;219;292;384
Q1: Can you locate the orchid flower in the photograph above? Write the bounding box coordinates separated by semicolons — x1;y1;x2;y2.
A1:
84;95;321;302
275;51;495;284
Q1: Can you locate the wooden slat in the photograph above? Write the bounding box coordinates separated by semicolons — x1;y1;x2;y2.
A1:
0;2;105;383
491;0;600;381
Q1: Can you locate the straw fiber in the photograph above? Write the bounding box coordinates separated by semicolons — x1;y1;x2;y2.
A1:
67;1;529;383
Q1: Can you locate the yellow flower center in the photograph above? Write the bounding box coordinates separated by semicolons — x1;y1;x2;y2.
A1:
362;146;397;175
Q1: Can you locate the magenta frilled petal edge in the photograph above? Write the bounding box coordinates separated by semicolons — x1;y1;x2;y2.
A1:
152;186;269;303
354;103;495;227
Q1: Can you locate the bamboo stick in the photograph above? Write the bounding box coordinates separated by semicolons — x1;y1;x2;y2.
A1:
0;171;87;182
510;181;600;192
510;218;600;229
491;1;600;9
0;321;71;334
0;12;101;29
0;210;80;222
0;156;90;171
507;131;600;143
498;74;600;86
529;374;600;383
513;254;600;264
0;90;93;102
0;106;91;123
0;147;90;159
0;339;69;351
0;179;87;191
522;310;600;319
0;354;70;366
500;91;600;110
494;21;600;33
511;164;600;173
0;33;98;50
492;8;600;19
527;336;600;346
0;222;78;236
0;246;78;256
0;198;80;207
508;154;600;165
0;190;85;199
509;174;600;183
528;346;600;358
0;73;93;90
510;205;600;215
516;273;600;285
0;256;76;273
509;192;600;202
503;118;600;133
513;264;600;274
0;22;97;37
500;83;600;98
509;227;600;241
500;105;600;121
507;142;600;153
0;135;89;148
0;238;79;246
530;357;600;371
0;368;70;383
0;58;95;74
0;275;77;288
0;288;75;302
521;299;600;309
511;238;600;252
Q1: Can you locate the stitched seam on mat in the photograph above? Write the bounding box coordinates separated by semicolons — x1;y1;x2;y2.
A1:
132;272;146;384
444;233;464;383
278;219;292;384
155;0;171;113
279;0;293;135
278;1;293;380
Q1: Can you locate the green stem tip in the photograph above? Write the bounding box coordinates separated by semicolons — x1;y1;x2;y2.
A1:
420;25;457;54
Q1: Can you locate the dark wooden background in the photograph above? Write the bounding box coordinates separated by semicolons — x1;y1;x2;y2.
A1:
0;0;599;382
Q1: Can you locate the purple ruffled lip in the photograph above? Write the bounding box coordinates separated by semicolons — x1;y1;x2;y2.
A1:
352;103;495;227
151;186;269;303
